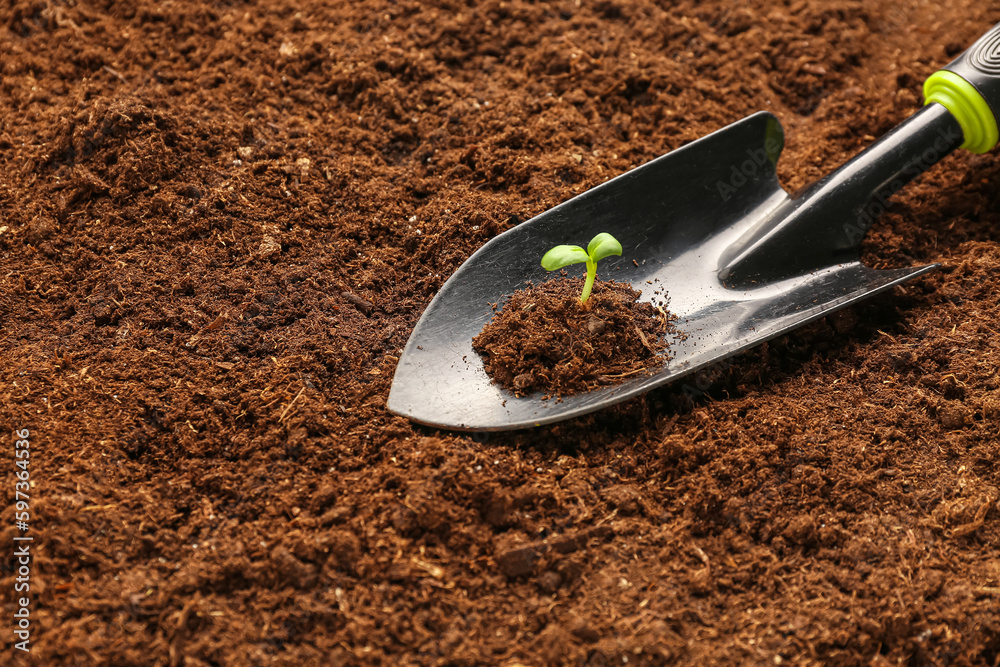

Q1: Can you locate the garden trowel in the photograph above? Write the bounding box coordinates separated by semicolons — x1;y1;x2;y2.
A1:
388;23;1000;431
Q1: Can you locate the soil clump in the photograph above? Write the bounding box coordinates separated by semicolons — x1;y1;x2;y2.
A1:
474;278;675;397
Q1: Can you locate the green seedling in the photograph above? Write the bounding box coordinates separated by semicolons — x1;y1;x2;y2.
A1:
541;232;623;304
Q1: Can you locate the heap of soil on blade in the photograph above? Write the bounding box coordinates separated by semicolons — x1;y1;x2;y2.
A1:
473;277;677;397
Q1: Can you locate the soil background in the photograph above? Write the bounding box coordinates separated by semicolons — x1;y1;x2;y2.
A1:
1;0;999;665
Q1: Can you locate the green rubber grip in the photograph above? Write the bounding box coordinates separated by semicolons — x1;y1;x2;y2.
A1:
924;23;1000;154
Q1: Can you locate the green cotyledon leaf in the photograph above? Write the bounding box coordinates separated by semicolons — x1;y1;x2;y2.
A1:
586;232;622;263
541;245;589;271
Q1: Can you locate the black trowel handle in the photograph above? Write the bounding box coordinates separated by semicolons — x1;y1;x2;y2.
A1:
924;23;1000;154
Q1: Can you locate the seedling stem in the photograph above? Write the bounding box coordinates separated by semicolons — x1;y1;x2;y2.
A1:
541;232;623;305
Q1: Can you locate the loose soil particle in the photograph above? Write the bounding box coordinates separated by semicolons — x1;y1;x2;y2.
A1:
473;277;674;397
0;1;999;666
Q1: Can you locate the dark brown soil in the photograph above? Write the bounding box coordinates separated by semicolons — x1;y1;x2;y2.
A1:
1;1;999;665
473;278;673;397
